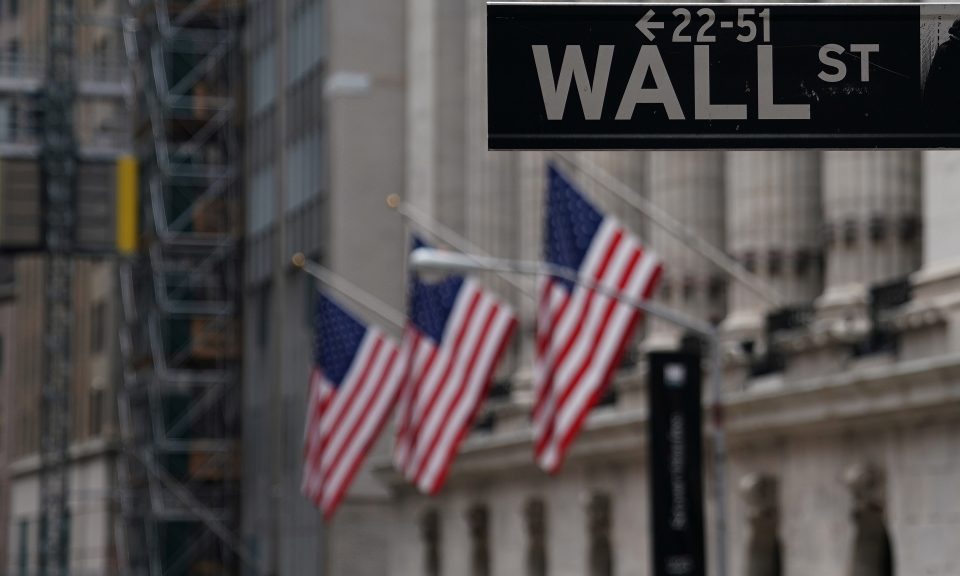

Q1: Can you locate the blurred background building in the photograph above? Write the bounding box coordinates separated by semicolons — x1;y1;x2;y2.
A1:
0;1;958;576
0;0;128;575
241;0;403;573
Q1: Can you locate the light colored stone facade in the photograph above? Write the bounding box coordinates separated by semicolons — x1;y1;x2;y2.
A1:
375;1;960;575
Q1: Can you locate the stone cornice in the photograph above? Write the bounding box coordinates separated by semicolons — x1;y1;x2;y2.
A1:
8;437;118;479
374;353;960;491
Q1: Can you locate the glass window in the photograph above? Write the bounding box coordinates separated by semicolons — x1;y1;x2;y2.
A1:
525;499;547;576
588;493;613;576
90;300;106;354
250;42;276;115
421;509;441;576
17;518;28;576
467;504;490;576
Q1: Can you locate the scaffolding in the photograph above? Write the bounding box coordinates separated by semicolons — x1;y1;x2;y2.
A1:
116;1;245;575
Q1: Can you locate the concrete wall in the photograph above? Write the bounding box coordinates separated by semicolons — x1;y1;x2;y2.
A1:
0;299;14;572
6;448;116;576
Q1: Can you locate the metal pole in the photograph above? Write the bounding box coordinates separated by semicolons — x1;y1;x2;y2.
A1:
292;253;407;330
708;333;728;576
387;195;535;300
555;152;782;307
40;0;77;575
409;248;713;337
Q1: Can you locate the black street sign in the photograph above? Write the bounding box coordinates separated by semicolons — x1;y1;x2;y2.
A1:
488;3;960;149
648;352;705;576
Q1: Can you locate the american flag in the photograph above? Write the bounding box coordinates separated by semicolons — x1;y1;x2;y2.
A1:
534;165;662;473
302;293;405;518
394;238;517;494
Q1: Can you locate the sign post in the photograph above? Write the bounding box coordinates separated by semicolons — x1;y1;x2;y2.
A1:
648;351;706;576
488;3;960;149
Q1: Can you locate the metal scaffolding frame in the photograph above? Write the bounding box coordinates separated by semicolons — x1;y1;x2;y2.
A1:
116;1;245;574
39;1;78;575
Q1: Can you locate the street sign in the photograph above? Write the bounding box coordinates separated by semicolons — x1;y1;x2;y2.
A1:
648;352;705;576
487;3;960;149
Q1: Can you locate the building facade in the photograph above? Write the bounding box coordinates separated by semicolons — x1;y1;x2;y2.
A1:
5;258;121;576
0;1;128;575
0;283;14;575
375;2;960;576
241;0;405;574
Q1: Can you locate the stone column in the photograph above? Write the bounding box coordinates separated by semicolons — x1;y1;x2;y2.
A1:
912;151;960;354
464;0;520;376
922;152;960;272
819;152;921;315
407;0;468;232
724;152;823;339
645;152;726;349
513;151;547;385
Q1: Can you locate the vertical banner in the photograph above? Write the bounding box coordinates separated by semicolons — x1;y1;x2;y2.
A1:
648;352;705;576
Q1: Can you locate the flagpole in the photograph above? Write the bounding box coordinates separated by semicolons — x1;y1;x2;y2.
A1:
554;152;782;307
386;194;536;301
292;253;407;330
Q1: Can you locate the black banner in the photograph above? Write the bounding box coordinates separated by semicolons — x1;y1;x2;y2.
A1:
488;3;960;149
648;352;705;576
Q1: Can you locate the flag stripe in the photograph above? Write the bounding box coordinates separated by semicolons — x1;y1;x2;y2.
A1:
420;308;516;494
393;330;434;469
411;294;500;485
407;288;491;477
320;336;395;483
533;225;624;455
548;262;663;470
535;166;662;474
301;295;404;519
402;288;483;477
395;266;516;495
321;348;404;516
537;245;654;470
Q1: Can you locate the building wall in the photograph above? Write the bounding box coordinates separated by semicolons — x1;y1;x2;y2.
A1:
7;450;117;576
386;397;960;576
241;0;405;574
5;257;120;576
0;298;15;572
379;1;960;576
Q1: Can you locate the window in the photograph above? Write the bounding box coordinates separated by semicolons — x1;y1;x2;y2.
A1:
89;384;105;436
247;164;276;234
421;509;441;576
249;42;276;115
91;300;107;354
257;287;270;350
525;499;547;576
467;504;490;576
588;493;613;576
17;518;28;576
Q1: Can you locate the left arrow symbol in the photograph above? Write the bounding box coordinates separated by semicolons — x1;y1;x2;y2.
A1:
636;9;664;41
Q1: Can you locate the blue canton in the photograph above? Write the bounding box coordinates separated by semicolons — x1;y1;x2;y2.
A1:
545;164;604;291
315;293;368;388
409;235;465;343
